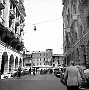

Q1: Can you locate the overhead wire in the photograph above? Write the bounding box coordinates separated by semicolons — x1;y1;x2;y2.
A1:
25;0;63;25
36;18;62;25
25;18;62;25
24;1;34;25
24;0;63;31
27;0;36;25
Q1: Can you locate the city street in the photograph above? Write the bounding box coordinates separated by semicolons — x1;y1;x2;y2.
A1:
0;74;67;90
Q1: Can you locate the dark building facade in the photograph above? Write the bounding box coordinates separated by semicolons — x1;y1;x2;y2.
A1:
62;0;89;66
0;0;26;74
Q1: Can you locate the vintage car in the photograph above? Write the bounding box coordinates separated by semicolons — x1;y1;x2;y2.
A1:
1;72;12;79
54;67;63;78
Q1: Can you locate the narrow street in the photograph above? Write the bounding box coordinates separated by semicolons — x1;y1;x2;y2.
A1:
0;74;67;90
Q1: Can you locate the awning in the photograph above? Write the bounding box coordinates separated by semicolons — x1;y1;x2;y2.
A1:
6;31;14;38
0;23;6;31
0;3;5;10
13;38;19;42
17;42;24;47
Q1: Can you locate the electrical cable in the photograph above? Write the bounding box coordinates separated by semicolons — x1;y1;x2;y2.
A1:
25;18;62;25
24;0;63;30
27;0;36;25
36;18;62;25
25;0;63;25
24;1;34;25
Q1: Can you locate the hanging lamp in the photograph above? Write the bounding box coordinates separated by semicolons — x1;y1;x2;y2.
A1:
34;25;36;31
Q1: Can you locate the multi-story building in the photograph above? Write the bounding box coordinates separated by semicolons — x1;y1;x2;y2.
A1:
32;49;53;67
62;0;89;66
0;0;26;74
52;54;64;67
23;51;32;69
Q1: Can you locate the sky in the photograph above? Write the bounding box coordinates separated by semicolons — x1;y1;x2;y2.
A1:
23;0;63;54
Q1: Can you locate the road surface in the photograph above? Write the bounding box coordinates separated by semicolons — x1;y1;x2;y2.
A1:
0;74;67;90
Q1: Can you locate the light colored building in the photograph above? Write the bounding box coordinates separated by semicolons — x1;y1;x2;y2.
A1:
62;0;89;66
0;0;26;74
52;54;64;67
32;49;53;67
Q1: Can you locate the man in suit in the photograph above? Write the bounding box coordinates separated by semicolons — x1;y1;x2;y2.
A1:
64;61;81;90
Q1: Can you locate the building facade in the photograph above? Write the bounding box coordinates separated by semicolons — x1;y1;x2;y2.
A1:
62;0;89;66
0;0;26;74
52;54;64;67
32;49;53;67
23;51;32;69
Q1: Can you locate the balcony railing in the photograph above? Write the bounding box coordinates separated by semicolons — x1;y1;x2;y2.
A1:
0;16;5;25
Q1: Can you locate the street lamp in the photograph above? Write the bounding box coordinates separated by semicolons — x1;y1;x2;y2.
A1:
34;25;36;31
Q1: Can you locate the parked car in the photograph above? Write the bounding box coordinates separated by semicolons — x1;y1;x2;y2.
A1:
11;69;18;77
21;69;26;75
54;68;62;78
60;67;67;84
1;72;12;79
24;68;29;74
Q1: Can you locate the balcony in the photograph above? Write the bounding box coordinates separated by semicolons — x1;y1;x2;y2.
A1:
9;10;15;19
15;18;19;26
66;28;70;32
72;14;79;21
15;33;20;38
0;16;5;26
79;0;85;4
20;23;25;30
19;36;23;42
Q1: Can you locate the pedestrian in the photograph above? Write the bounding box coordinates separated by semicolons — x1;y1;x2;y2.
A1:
29;67;31;75
33;68;35;75
64;61;82;90
17;66;21;79
36;68;37;73
40;69;42;74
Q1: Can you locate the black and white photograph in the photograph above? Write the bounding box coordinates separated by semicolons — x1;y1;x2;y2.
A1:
0;0;89;90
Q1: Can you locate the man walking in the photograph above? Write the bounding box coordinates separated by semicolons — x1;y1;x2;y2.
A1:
64;61;81;90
